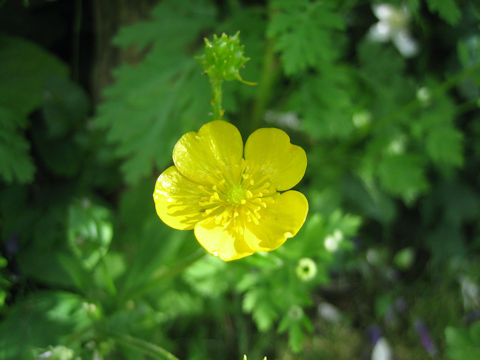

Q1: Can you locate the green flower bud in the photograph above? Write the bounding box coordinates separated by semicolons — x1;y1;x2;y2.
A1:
296;258;317;281
197;32;251;82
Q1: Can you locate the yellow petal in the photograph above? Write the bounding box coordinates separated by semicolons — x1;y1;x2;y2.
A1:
153;166;205;230
173;120;244;185
244;191;308;252
244;128;307;191
194;217;254;261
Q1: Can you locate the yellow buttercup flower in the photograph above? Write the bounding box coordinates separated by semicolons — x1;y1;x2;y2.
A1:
153;120;308;261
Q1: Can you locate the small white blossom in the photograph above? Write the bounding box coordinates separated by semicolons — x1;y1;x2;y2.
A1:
265;110;300;130
318;302;342;323
324;230;343;252
368;4;418;58
372;337;393;360
460;275;479;311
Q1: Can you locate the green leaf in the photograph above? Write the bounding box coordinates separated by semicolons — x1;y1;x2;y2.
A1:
277;306;312;353
0;107;35;183
377;153;429;202
426;126;463;167
243;288;278;332
290;65;355;139
94;0;215;184
0;291;91;360
0;36;68;183
184;256;229;297
67;199;113;270
42;75;90;138
267;0;344;75
0;35;68;117
446;324;480;360
426;0;461;26
357;41;406;90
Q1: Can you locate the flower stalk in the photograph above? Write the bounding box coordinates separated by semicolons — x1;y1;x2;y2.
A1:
196;32;255;120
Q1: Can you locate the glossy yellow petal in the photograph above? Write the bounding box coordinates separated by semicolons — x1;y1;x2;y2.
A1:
173;120;244;185
194;217;254;261
153;166;206;230
244;128;307;191
244;191;308;252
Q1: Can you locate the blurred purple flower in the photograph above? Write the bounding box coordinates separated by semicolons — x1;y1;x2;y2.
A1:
414;319;437;357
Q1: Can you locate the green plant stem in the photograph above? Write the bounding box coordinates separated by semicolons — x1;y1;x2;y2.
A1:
251;38;279;132
210;77;224;120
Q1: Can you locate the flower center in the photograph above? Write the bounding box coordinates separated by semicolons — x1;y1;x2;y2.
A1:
226;184;246;205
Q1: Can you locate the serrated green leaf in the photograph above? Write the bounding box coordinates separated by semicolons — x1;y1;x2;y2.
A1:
242;287;278;332
358;41;406;89
253;302;278;332
267;0;344;75
94;0;215;184
412;92;456;138
287;323;305;353
377;153;428;202
426;126;463;167
290;65;355;139
114;0;214;52
277;308;311;353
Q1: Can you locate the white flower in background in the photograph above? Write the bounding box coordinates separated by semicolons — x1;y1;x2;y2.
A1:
368;3;418;58
460;275;479;311
318;302;342;323
371;337;393;360
265;110;301;130
324;229;343;252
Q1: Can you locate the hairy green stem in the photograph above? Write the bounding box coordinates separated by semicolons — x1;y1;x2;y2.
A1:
210;77;224;120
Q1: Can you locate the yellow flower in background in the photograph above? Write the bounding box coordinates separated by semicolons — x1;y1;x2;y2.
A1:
153;120;308;261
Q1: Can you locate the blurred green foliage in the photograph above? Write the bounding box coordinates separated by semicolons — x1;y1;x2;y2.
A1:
0;0;480;359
